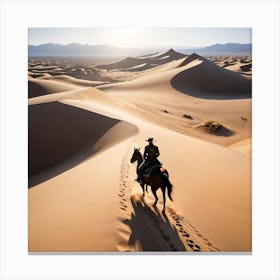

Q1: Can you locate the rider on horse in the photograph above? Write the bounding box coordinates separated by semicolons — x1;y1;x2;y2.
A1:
135;138;161;183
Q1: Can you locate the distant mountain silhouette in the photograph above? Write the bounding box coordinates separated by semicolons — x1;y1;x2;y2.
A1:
182;43;252;56
28;43;137;57
28;42;252;57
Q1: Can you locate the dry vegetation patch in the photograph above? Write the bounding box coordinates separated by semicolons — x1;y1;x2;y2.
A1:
197;120;234;137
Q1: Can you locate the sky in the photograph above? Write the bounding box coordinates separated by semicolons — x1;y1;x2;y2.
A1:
29;28;251;48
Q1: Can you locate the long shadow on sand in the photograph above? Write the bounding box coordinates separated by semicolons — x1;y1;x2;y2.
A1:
123;196;186;251
28;102;138;188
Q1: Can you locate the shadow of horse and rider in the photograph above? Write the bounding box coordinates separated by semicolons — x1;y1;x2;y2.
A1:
123;196;186;251
130;138;173;212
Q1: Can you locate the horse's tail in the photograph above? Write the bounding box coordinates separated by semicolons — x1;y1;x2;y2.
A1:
162;174;173;201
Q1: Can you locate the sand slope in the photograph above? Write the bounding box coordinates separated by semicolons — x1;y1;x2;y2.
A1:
28;51;251;252
28;78;81;98
229;138;252;155
38;74;106;87
171;56;251;99
29;138;133;251
97;58;251;146
28;102;137;177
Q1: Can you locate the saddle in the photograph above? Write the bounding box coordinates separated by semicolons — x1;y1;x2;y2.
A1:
143;164;162;177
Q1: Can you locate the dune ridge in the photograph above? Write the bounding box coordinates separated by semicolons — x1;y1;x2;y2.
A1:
96;48;186;71
28;78;81;98
38;74;106;87
177;52;202;67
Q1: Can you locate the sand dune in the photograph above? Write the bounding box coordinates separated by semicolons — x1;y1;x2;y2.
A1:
29;86;251;252
240;63;252;72
177;52;202;67
28;50;251;252
28;57;119;82
29;138;133;251
28;101;137;186
96;48;186;71
29;102;118;177
28;71;52;79
213;56;252;75
28;78;81;98
96;57;145;70
120;62;154;72
38;74;106;87
171;57;252;99
97;57;251;146
139;48;186;60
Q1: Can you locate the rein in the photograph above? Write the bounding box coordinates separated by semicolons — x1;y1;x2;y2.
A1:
136;152;143;170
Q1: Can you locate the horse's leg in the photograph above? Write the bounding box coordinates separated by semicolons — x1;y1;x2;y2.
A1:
161;186;166;212
151;187;158;206
141;182;145;196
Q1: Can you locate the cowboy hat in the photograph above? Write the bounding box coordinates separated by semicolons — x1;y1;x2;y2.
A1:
145;137;154;143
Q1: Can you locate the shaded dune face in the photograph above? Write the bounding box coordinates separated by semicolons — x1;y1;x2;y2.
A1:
28;79;79;98
28;80;51;98
177;53;202;68
171;59;252;99
28;102;121;178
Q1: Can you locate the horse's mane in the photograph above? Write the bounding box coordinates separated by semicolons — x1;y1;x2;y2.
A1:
135;148;143;159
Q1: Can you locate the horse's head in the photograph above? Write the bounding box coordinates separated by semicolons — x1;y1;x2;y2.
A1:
130;147;142;163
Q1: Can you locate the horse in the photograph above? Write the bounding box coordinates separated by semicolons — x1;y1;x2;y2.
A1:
130;148;173;211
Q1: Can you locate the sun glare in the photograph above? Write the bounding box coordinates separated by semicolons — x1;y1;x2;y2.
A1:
108;28;147;48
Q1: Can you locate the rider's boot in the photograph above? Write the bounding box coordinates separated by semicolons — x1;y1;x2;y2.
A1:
134;174;141;182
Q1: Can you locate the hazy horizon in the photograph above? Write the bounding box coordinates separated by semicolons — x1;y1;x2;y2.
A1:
28;42;251;50
29;28;251;48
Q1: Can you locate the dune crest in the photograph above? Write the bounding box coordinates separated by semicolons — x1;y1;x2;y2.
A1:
177;52;202;67
96;48;186;71
28;78;81;98
39;74;106;87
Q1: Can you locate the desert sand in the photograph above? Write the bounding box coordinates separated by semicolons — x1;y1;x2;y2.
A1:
28;50;252;252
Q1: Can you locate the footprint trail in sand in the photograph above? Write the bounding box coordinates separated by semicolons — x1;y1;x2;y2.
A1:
116;145;220;252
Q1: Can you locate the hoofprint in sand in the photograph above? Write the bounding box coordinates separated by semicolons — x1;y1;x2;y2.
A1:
28;52;251;252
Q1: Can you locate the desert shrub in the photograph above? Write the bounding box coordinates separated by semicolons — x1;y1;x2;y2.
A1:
162;110;170;114
198;120;233;136
203;120;222;127
183;114;193;120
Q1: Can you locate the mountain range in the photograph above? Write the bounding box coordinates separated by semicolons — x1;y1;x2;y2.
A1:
28;42;252;57
182;43;252;56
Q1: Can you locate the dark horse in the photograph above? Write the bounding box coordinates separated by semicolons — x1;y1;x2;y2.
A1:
130;148;173;211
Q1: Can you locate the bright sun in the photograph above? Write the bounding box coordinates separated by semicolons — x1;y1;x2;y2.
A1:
108;28;147;48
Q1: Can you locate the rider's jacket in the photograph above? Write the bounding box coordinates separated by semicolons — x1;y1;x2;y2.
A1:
144;144;160;161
